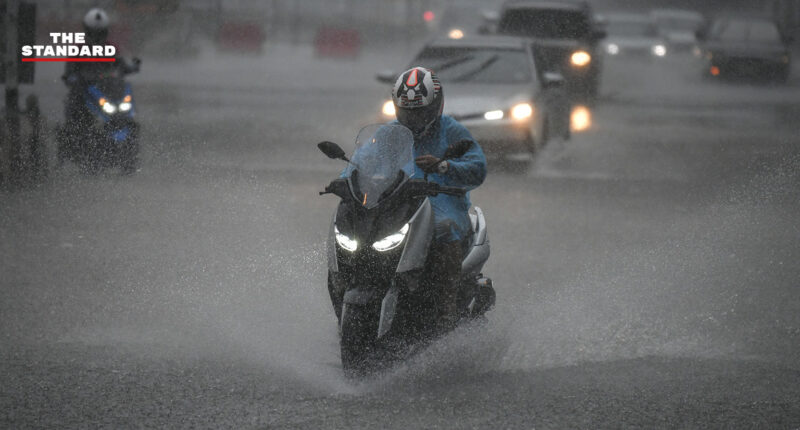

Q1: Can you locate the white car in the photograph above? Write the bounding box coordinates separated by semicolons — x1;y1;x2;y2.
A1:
377;36;571;156
650;8;707;53
600;13;669;59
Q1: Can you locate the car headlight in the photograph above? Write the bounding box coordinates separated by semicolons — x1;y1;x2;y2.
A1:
606;43;619;55
382;100;396;117
571;51;591;67
484;110;504;120
119;102;132;112
334;225;358;252
372;223;409;252
448;28;464;40
652;44;667;57
511;103;533;120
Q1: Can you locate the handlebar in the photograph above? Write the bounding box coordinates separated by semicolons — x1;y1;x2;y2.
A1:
319;179;466;199
430;184;467;197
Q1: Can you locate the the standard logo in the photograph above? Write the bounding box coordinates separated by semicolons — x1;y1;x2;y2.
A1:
21;32;116;62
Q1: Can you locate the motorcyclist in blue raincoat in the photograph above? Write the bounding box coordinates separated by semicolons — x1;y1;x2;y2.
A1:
391;66;487;328
61;8;141;151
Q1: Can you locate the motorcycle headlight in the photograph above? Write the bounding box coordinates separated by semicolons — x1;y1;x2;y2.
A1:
606;43;619;55
372;223;409;252
571;51;591;67
334;225;358;252
652;44;667;57
99;97;117;114
102;102;117;114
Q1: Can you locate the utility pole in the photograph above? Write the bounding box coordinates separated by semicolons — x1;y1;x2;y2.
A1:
3;0;21;183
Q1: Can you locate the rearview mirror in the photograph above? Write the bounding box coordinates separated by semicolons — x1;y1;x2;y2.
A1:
318;141;346;160
376;70;396;84
443;139;473;160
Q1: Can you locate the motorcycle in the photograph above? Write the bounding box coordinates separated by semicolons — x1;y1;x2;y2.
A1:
318;124;496;377
57;60;140;174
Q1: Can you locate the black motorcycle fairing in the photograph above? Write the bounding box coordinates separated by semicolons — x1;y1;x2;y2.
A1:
95;76;127;100
334;182;426;251
396;198;434;273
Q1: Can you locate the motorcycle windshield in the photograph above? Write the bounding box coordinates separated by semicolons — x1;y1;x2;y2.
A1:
343;124;415;209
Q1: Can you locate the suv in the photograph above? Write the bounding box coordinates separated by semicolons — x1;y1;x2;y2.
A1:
494;0;606;102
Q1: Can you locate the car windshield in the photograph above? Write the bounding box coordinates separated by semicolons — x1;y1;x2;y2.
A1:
607;20;659;37
749;21;781;43
499;9;590;39
415;47;532;84
713;19;781;43
342;124;415;209
655;16;704;32
439;5;486;33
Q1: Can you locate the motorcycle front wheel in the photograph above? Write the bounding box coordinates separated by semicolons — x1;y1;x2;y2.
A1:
340;304;383;379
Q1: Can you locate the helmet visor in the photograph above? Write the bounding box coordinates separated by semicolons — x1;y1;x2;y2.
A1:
396;103;438;135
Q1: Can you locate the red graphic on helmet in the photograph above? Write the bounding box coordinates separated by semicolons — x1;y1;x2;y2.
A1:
393;67;440;109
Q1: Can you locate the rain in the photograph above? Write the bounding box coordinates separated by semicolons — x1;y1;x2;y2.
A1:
1;0;799;427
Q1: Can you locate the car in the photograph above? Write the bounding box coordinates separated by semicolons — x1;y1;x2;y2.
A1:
698;16;792;82
492;0;606;102
377;36;571;157
600;13;669;60
433;0;503;40
650;8;707;53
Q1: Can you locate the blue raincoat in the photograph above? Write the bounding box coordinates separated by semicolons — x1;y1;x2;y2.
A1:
409;116;487;243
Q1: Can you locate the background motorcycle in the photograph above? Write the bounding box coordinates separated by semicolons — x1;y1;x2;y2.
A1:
57;59;140;174
318;124;496;378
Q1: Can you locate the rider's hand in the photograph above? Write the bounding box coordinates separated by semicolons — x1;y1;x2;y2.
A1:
415;155;447;174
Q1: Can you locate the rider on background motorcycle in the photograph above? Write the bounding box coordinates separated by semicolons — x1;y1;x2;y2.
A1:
62;8;140;132
390;66;487;329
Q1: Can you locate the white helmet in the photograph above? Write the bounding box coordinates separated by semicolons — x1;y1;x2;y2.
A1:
83;8;109;30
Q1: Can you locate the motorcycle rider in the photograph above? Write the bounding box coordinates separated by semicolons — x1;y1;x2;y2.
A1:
390;66;487;330
62;8;139;136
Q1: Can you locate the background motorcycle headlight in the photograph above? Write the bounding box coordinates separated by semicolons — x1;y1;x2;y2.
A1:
334;225;358;252
372;223;409;251
652;44;667;57
102;102;117;114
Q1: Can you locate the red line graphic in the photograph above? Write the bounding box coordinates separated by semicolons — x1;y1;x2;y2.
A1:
22;58;116;62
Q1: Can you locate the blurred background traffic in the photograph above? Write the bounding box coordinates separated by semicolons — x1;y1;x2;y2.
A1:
3;0;799;178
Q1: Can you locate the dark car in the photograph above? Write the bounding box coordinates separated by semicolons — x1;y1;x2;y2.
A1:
494;0;606;102
699;16;792;82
